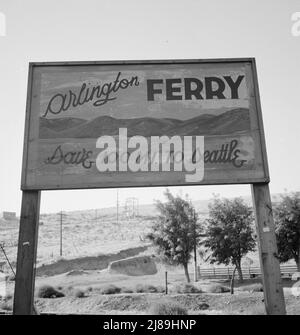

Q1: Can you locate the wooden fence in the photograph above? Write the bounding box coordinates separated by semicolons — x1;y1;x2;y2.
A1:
197;265;298;280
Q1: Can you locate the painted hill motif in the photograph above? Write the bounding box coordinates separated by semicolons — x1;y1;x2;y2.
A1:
39;108;250;139
39;117;87;138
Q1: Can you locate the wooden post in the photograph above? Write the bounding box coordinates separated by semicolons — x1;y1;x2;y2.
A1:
60;211;63;257
165;271;168;295
13;190;41;315
251;183;286;315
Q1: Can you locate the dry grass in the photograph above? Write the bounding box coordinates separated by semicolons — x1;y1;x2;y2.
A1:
172;283;202;294
0;301;12;311
201;283;230;293
120;287;134;293
238;283;263;292
148;300;188;315
73;289;86;298
135;284;164;293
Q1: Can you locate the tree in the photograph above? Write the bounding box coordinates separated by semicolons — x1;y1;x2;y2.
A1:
147;189;202;283
204;197;256;282
274;192;300;271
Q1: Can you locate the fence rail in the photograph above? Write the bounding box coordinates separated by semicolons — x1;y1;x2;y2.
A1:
198;265;298;279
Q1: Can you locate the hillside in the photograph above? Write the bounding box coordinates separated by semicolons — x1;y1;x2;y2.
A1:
0;192;286;273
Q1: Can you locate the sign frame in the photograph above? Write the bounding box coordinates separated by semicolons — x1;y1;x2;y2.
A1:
21;58;269;191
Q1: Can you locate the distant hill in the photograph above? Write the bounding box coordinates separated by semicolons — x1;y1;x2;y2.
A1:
39;108;250;139
39;193;284;218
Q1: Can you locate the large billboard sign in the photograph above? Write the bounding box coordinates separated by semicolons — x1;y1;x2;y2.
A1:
21;59;269;190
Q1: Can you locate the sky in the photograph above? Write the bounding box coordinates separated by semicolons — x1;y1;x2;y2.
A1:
0;0;299;214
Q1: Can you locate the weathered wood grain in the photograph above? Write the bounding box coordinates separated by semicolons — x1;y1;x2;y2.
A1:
251;183;286;315
13;191;40;315
21;59;269;190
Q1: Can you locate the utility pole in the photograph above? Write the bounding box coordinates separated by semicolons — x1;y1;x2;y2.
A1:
59;211;64;257
116;189;119;224
193;209;198;282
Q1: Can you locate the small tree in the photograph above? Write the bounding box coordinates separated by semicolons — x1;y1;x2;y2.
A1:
147;189;201;283
204;197;256;282
274;192;300;271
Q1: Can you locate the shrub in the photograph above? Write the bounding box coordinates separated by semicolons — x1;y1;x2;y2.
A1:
149;301;188;315
37;285;65;298
173;283;202;294
4;294;13;301
156;286;166;293
120;287;134;293
238;283;263;292
135;284;158;293
74;289;85;298
203;284;230;293
100;284;121;295
8;275;15;282
0;301;12;311
87;287;93;292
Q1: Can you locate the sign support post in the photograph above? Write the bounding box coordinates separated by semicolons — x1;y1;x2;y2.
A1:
13;190;40;315
251;182;286;315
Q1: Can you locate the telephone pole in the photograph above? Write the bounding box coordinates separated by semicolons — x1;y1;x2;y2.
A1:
116;189;119;224
193;209;198;282
59;211;66;257
60;211;63;256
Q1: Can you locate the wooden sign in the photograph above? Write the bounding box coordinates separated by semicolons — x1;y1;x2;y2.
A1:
15;59;286;315
21;59;269;190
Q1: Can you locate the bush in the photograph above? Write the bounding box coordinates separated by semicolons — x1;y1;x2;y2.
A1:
100;284;121;295
120;287;134;293
238;283;263;292
0;301;12;311
74;289;85;298
155;286;166;293
203;284;230;293
149;301;188;315
174;284;202;294
135;284;159;293
8;275;15;282
0;293;13;301
37;285;65;298
3;294;13;301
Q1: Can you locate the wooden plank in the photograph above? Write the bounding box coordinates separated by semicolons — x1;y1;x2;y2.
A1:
13;190;41;315
251;59;270;180
20;64;34;188
28;58;255;67
251;183;286;315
